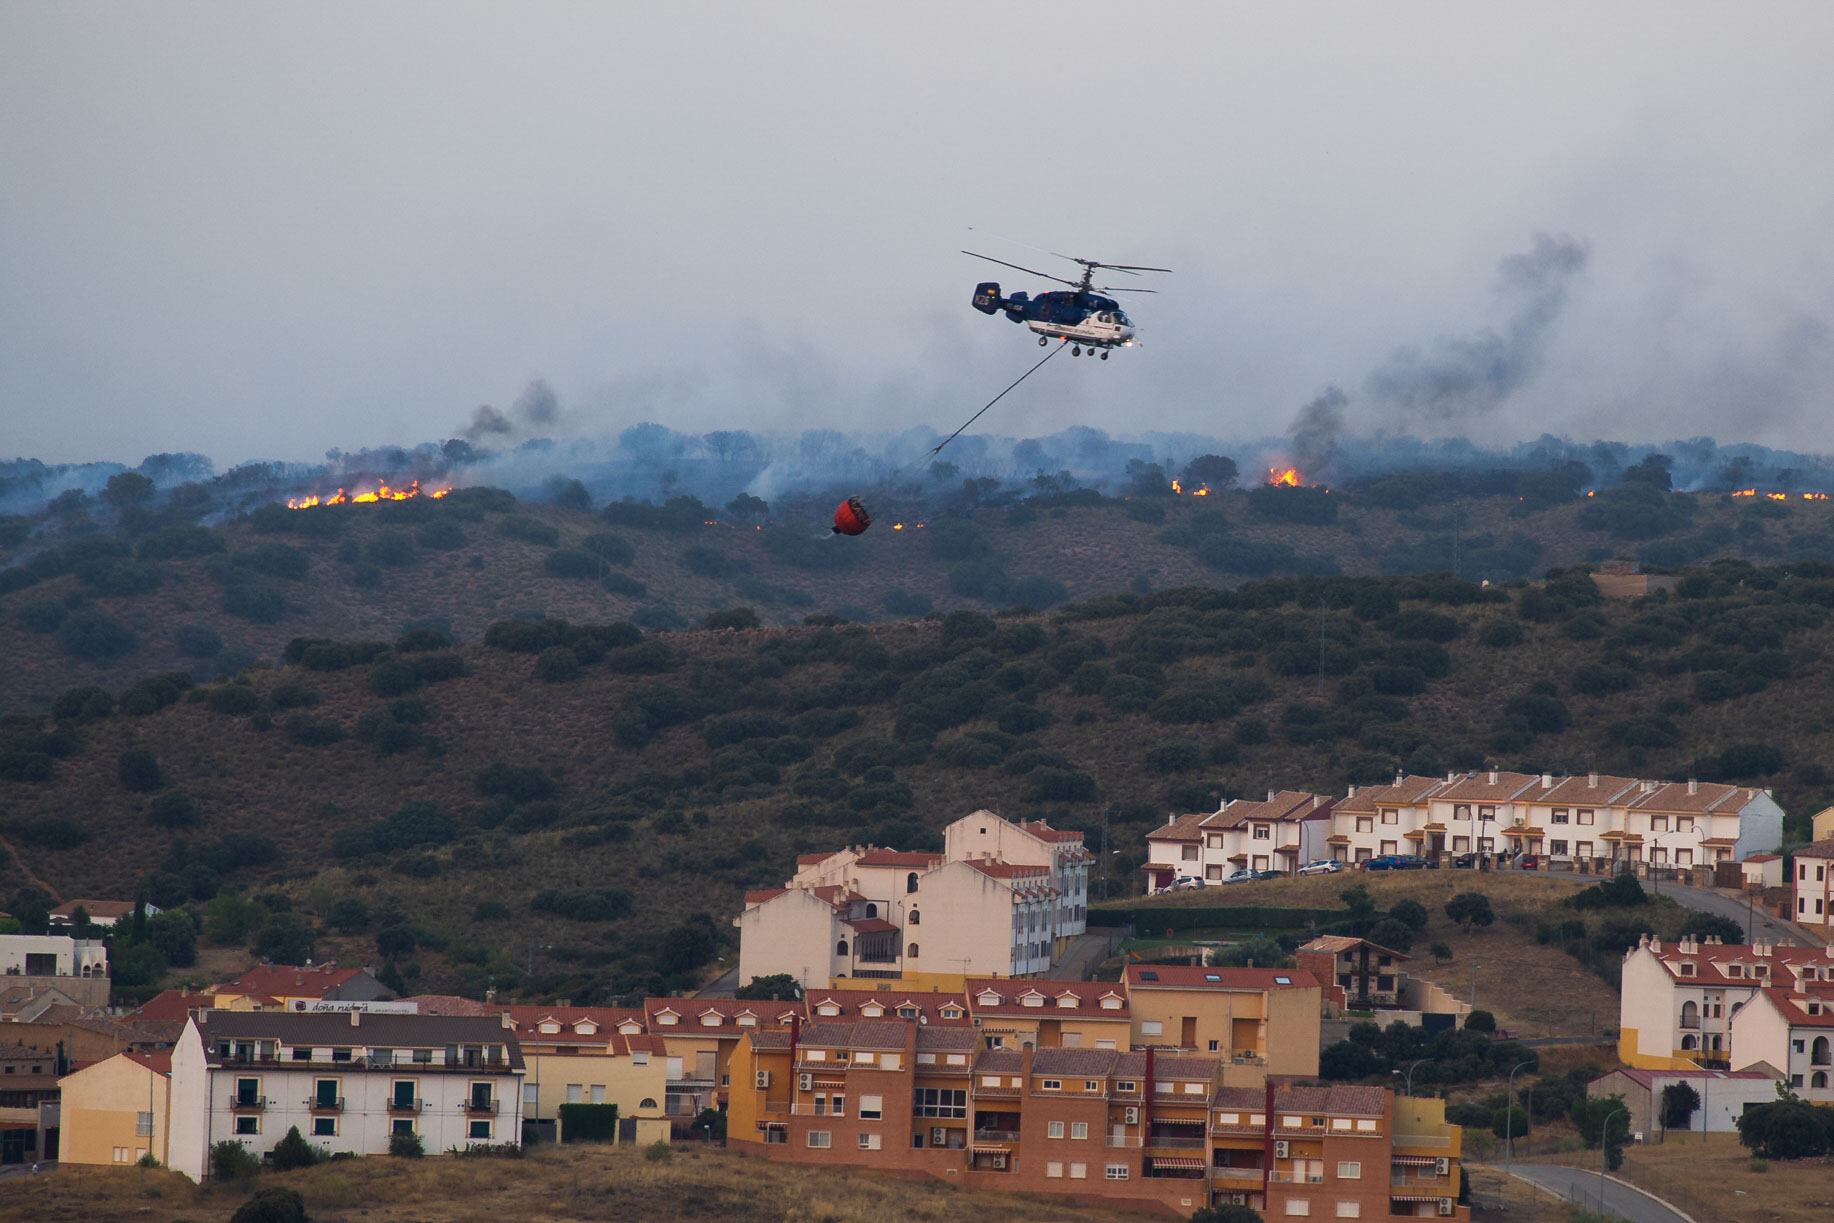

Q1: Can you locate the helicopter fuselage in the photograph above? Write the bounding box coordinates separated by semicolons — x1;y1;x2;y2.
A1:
972;283;1137;350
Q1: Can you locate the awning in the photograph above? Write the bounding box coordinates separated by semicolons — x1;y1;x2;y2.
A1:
1702;837;1737;847
1391;1193;1447;1204
1503;826;1545;837
1148;1158;1206;1170
1326;835;1351;845
1229;853;1249;863
1404;830;1426;840
1392;1155;1441;1167
845;918;899;934
1153;1116;1208;1126
1421;822;1447;833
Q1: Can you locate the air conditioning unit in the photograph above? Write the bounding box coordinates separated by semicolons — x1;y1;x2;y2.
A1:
1438;1199;1454;1217
990;1153;1008;1170
1435;1157;1450;1176
1273;1140;1289;1159
797;1073;813;1091
755;1071;771;1089
1223;1194;1247;1207
1123;1107;1139;1125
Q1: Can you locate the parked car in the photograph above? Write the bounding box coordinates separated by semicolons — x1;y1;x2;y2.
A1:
1222;868;1257;885
1363;854;1428;871
1514;853;1540;871
1297;859;1343;876
1153;875;1204;895
1248;869;1284;881
1450;852;1479;869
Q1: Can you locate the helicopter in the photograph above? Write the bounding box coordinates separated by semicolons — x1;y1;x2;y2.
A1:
965;246;1170;359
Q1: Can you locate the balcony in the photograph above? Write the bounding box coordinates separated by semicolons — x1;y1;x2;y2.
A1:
387;1098;422;1113
790;1104;847;1117
1678;1017;1701;1030
973;1083;1021;1098
1212;1166;1264;1182
1212;1123;1268;1136
972;1129;1020;1144
1144;1133;1207;1150
1393;1133;1451;1150
306;1096;345;1112
463;1098;498;1115
1105;1135;1144;1148
228;1095;266;1111
1271;1172;1327;1184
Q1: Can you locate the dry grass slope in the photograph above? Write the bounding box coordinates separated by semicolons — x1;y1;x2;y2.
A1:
1;1144;1156;1223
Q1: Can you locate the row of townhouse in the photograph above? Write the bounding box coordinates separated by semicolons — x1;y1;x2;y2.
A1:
738;811;1091;991
726;1016;1467;1218
1618;934;1834;1103
60;1008;526;1179
1146;771;1783;887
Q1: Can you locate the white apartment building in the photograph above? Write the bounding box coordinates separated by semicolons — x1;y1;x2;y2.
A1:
1143;790;1335;890
1791;841;1834;928
1728;983;1834;1101
0;933;108;978
1617;933;1834;1070
167;1009;525;1180
1321;771;1781;868
736;812;1087;991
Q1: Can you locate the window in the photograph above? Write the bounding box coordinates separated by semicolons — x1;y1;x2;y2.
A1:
1209;1040;1220;1052
1184;1082;1204;1094
136;1111;153;1137
909;910;920;926
859;1094;883;1120
522;1083;538;1105
1652;816;1669;832
1337;1161;1361;1178
1048;1121;1066;1138
1116;1080;1137;1092
1380;809;1398;825
1552;808;1569;824
590;1085;606;1105
1551;840;1569;856
1335;1204;1361;1219
235;1116;260;1136
1254;824;1271;840
1046;1161;1064;1178
913;1088;966;1118
312;1117;337;1137
1355;817;1373;833
1071;1122;1088;1140
831;1095;846;1116
1452;836;1469;851
1454;805;1470;820
1070;1161;1087;1179
1084;1080;1099;1092
1479;806;1495;820
857;1132;881;1150
1105;1164;1130;1180
1578;809;1595;825
836;941;849;957
907;872;919;893
807;1131;832;1149
1354;1119;1377;1133
1285;1202;1311;1217
290;1048;311;1061
1042;1078;1062;1091
391;1118;415;1137
234;1076;260;1105
1140;1021;1163;1037
852;1052;875;1065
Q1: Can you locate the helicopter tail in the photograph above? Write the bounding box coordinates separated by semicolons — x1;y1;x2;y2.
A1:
971;282;1003;315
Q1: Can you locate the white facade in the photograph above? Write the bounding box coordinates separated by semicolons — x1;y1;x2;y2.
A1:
49;901;159;930
1618;934;1834;1070
0;933;108;978
1728;989;1834;1102
737;812;1089;990
1792;847;1834;929
167;1011;524;1181
1144;791;1335;889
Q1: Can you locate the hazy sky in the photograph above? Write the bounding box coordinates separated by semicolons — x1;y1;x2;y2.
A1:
4;2;1832;467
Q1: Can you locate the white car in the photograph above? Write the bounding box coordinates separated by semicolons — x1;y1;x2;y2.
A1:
1297;859;1343;876
1221;868;1257;885
1154;876;1203;895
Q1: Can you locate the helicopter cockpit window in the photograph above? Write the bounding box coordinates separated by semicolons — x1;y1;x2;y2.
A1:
1115;311;1132;326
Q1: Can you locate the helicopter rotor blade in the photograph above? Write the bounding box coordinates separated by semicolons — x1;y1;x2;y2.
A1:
960;250;1081;288
1096;286;1157;295
968;227;1083;266
1091;262;1173;274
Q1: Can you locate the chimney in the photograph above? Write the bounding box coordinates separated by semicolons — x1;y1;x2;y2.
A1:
1542;773;1553;789
1446;772;1455;783
485;986;497;1004
1487;771;1498;786
1267;789;1276;803
1588;771;1598;788
1688;778;1699;796
1347;785;1357;798
349;1009;360;1027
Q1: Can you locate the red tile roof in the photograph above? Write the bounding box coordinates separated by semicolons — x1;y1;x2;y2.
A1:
1017;819;1085;844
1795;839;1834;860
803;991;970;1025
1123;964;1319;991
644;996;799;1036
1203;791;1335;829
123;1050;173;1075
964;978;1129;1018
1146;812;1208;843
400;994;498;1017
843;917;899;935
963;861;1049;880
129;990;214;1022
1518;774;1641;806
1432;771;1540;802
1628;781;1758;814
210;964;364;999
504;1004;645;1043
1756;988;1834;1028
1213;1083;1387;1114
1645;938;1834;987
50;899;138;919
1333;774;1449;815
1298;934;1411;962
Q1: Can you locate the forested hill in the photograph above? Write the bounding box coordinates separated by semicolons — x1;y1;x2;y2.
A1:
5;473;1834;715
2;558;1830;1004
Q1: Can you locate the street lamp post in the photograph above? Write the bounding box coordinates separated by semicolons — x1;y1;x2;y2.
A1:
1395;1058;1429;1098
1468;962;1481;1013
1505;1059;1535;1168
1597;1105;1628;1212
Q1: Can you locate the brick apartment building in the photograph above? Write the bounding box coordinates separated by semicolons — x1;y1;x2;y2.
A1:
726;1016;1466;1217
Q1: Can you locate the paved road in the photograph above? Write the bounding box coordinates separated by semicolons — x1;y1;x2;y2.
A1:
1045;930;1122;981
1510;1165;1692;1223
1654;879;1807;945
693;963;740;998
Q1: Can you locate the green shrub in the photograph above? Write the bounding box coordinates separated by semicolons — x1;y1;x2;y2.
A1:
389;1131;425;1158
56;609;138;660
149;791;200;829
534;646;582;683
211;1139;262;1181
118;749;164;792
230;1188;308;1223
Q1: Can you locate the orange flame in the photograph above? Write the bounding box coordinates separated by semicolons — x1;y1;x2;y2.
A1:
1729;488;1828;500
892;522;905;531
1731;488;1756;498
1266;467;1302;487
286;479;450;509
1169;478;1183;494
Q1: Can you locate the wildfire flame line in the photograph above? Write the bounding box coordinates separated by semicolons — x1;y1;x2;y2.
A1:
286;479;450;510
1267;467;1302;487
1730;489;1828;501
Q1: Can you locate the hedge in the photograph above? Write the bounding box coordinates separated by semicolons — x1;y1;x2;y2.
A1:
1087;905;1344;932
558;1103;619;1143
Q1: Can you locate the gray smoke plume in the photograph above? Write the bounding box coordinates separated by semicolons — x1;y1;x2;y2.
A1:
1366;232;1589;420
1288;385;1347;475
513;378;560;427
463;405;513;441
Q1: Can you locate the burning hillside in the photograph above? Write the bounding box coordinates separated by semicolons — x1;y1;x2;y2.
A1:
286;479;451;509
